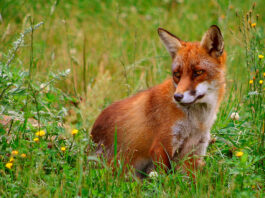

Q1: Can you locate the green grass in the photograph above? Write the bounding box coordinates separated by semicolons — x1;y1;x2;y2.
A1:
0;0;264;197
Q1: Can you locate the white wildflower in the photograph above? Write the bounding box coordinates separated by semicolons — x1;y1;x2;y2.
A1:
149;171;158;178
230;112;240;121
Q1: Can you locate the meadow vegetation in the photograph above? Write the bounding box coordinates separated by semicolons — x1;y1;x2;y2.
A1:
0;0;264;197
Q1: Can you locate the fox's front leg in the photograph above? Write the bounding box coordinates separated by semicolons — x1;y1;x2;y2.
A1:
180;132;210;174
149;139;171;173
194;132;211;166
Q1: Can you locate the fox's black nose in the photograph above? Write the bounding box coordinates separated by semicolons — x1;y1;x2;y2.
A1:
174;93;183;102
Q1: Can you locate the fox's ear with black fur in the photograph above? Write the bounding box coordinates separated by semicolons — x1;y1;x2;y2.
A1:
158;28;182;58
201;25;224;57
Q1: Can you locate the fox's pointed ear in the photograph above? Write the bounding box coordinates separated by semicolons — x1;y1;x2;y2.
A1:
201;25;224;57
158;28;182;58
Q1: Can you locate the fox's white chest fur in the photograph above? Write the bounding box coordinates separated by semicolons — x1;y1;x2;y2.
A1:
171;83;219;160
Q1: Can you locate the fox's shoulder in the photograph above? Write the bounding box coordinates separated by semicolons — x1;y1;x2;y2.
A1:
92;78;175;126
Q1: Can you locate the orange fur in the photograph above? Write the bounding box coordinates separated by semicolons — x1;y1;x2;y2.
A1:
91;25;226;177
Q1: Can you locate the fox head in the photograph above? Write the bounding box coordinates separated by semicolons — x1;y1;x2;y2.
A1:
158;25;226;106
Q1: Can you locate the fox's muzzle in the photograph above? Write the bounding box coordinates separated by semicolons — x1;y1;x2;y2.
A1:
173;93;183;102
173;82;209;105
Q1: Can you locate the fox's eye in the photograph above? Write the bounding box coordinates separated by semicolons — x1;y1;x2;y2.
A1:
193;70;204;77
174;72;181;79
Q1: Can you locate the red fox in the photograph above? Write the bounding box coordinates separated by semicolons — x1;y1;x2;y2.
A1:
91;25;226;177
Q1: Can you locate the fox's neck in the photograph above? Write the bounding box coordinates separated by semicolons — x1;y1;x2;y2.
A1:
164;79;219;127
181;95;219;133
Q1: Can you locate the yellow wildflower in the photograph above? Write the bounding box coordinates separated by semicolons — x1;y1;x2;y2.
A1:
5;162;13;169
259;80;263;84
21;154;26;158
251;23;256;28
71;129;78;135
9;157;14;162
33;137;39;142
235;151;244;157
249;80;253;84
35;130;46;137
263;72;265;77
11;150;18;155
61;147;66;152
258;55;264;59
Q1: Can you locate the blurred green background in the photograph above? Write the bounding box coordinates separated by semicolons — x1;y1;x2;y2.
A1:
1;0;264;98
